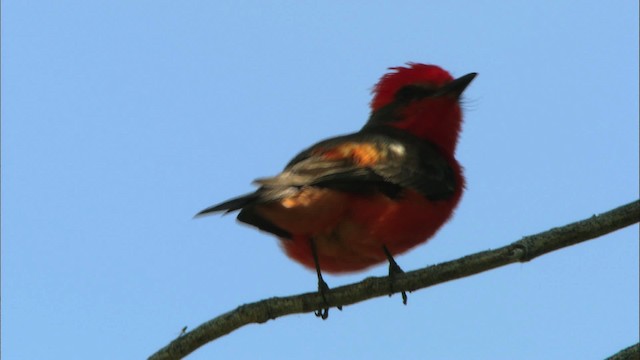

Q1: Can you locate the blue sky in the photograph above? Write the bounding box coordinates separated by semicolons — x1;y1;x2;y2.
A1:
2;2;638;359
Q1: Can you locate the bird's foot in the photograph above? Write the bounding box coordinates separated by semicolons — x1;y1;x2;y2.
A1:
314;278;342;319
383;246;408;305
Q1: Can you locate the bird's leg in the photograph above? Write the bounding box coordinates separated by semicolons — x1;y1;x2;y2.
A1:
309;238;341;319
309;238;340;320
383;245;408;305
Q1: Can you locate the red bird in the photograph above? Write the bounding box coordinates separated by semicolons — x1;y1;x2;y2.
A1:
197;63;476;318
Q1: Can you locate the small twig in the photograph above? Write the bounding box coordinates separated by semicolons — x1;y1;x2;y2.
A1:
148;200;639;360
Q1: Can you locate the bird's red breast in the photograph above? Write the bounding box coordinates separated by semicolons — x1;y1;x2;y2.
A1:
250;141;463;273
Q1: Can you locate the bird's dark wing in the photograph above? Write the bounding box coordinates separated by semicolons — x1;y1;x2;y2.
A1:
282;128;457;200
196;128;456;238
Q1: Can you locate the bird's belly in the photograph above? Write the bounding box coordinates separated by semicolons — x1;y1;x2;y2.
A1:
266;189;458;273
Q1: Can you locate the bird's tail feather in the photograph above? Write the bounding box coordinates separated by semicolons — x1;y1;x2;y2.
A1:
194;192;260;217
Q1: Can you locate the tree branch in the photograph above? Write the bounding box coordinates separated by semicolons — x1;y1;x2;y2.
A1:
149;200;640;360
606;342;639;360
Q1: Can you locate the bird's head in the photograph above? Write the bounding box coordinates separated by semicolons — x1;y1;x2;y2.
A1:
366;63;477;155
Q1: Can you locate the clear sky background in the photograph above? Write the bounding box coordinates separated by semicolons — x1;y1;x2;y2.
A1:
2;2;638;359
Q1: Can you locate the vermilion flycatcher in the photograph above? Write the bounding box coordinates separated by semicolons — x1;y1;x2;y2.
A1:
197;63;476;318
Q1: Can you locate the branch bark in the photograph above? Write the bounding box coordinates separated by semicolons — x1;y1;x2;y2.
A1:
149;200;640;360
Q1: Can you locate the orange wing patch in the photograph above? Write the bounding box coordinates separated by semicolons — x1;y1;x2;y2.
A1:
317;142;384;166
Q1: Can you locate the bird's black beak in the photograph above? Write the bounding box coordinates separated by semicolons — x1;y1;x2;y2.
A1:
438;72;477;97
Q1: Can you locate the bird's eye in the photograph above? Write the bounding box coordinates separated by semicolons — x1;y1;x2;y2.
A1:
394;85;437;102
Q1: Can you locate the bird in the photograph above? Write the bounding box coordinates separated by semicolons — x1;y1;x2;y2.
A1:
197;63;476;319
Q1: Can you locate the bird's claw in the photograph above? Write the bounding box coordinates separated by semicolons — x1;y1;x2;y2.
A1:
315;278;330;319
314;278;342;319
